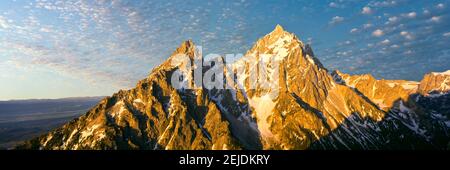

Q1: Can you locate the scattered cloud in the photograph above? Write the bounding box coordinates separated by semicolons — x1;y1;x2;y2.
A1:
380;39;391;45
368;0;399;8
429;16;441;22
403;12;417;18
1;0;449;99
400;31;414;40
0;0;252;90
329;16;344;25
362;6;373;14
390;44;400;48
0;15;10;29
388;16;399;23
372;29;384;37
329;2;339;8
363;23;373;29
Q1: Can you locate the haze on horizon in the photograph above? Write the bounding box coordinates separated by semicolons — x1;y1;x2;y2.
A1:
0;0;449;100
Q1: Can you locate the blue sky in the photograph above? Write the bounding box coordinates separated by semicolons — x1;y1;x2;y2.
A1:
0;0;449;100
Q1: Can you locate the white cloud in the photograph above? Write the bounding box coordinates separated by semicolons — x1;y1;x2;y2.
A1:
0;16;10;29
390;44;400;48
361;6;373;14
429;16;441;22
39;27;52;33
436;3;445;9
403;50;413;55
329;2;338;8
385;16;400;25
380;39;390;45
400;31;414;40
405;12;417;18
363;23;373;29
388;16;399;22
329;16;344;25
369;0;399;7
443;32;450;37
372;29;384;37
350;28;359;33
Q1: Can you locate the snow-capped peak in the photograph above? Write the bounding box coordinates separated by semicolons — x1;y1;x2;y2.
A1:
244;25;301;61
271;24;285;35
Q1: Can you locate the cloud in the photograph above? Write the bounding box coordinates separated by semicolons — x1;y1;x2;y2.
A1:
0;15;10;29
368;0;400;8
363;23;373;29
379;39;391;45
372;29;384;37
361;6;373;14
429;16;441;22
388;16;399;22
350;28;359;33
390;44;400;48
403;12;417;18
319;0;450;81
329;16;344;25
329;2;339;8
328;1;349;9
400;31;414;40
436;3;445;9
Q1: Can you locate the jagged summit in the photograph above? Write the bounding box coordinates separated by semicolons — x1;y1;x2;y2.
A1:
172;39;196;56
272;24;285;34
266;24;295;40
160;39;199;70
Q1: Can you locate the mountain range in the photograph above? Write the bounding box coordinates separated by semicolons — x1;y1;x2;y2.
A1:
18;25;450;150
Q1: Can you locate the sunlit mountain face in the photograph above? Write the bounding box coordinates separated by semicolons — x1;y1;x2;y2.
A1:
0;1;449;150
17;25;450;150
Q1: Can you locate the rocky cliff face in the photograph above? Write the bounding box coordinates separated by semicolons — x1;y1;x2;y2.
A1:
18;25;450;150
418;71;450;95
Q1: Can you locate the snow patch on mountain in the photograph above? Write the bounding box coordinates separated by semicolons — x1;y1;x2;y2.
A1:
248;94;276;138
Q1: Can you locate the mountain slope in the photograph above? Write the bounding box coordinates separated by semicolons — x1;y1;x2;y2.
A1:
18;25;450;150
331;70;450;149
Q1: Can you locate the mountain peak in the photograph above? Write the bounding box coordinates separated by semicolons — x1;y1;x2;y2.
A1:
268;24;290;37
273;24;285;33
170;39;197;59
176;40;195;53
163;40;198;68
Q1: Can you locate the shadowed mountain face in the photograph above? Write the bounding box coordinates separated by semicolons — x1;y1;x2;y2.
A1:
0;97;103;149
17;25;450;150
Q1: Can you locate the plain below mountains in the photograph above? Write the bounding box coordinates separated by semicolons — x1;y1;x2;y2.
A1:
0;97;103;149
